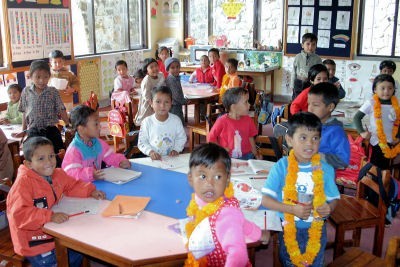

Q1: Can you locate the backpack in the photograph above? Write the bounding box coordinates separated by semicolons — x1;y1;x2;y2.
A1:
271;105;285;127
258;94;273;125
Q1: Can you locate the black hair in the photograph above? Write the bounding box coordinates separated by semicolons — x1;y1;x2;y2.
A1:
226;58;239;69
208;48;220;57
155;46;172;60
151;85;172;100
69;104;96;130
372;74;396;94
308;64;328;82
23;136;53;161
322;59;336;66
7;83;22;93
115;60;128;69
142;58;158;75
222;87;248;112
133;69;146;79
287;112;322;137
29;60;51;76
189;143;231;174
49;50;64;59
308;82;339;108
302;33;318;44
379;60;396;72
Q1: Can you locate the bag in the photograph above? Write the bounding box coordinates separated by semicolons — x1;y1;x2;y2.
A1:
335;134;366;188
273;122;289;156
271;105;285;127
258;94;273;125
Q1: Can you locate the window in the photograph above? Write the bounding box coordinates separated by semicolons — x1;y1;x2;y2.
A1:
71;0;147;56
185;0;283;49
358;0;399;57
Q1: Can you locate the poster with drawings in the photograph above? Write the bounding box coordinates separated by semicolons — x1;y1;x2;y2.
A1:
300;26;313;40
100;54;123;98
318;11;332;29
287;7;300;25
41;9;71;58
319;0;332;6
287;26;299;43
336;11;350;30
317;30;330;48
301;7;314;25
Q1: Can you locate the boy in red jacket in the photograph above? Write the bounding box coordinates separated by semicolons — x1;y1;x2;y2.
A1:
208;48;226;89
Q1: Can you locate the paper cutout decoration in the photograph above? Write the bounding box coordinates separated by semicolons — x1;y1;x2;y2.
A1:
221;0;244;19
188;217;215;259
102;195;150;217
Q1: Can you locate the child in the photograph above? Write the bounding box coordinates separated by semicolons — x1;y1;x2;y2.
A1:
290;64;329;115
308;82;350;169
219;58;242;101
185;143;261;266
208;48;226;89
7;136;105;267
49;50;80;95
353;74;399;170
165;57;187;124
0;84;23;125
262;112;340;266
62;105;131;182
111;60;137;106
188;55;214;84
14;60;70;157
0;129;13;179
138;86;187;160
323;59;346;99
133;68;146;90
208;87;261;160
134;58;166;126
364;60;400;100
156;46;171;78
291;33;322;100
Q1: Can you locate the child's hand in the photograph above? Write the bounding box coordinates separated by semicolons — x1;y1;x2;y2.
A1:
168;150;179;157
93;170;104;180
360;131;371;140
119;159;131;169
292;202;312;220
91;190;106;200
12;131;26;138
334;81;341;89
130;88;138;95
316;202;332;218
149;151;161;160
51;212;69;224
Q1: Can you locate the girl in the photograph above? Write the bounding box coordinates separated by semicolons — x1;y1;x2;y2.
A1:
290;64;329;115
353;74;400;170
156;46;171;78
134;58;165;126
0;84;23;125
186;143;261;266
188;55;214;84
62;105;131;182
111;60;137;106
165;57;187;124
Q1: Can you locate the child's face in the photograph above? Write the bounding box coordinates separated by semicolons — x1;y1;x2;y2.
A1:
159;49;170;62
147;62;160;77
311;72;328;85
26;144;56;177
302;39;317;54
134;77;143;87
208;52;219;64
188;160;230;203
231;94;250;116
381;67;394;76
286;126;320;164
50;57;64;71
200;56;210;68
79;114;100;139
325;64;336;79
8;88;21;104
151;92;172;121
116;64;129;77
31;69;51;90
308;94;334;123
168;62;180;77
225;62;236;75
374;81;395;100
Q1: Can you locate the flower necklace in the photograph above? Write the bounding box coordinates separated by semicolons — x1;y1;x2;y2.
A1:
373;94;400;158
283;150;326;266
184;182;234;267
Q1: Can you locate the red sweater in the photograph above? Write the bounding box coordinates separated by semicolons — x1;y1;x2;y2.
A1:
211;60;226;88
290;86;311;115
195;67;214;84
157;59;168;78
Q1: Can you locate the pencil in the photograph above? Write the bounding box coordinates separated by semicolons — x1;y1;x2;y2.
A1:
264;211;267;231
286;198;306;206
249;176;267;180
69;210;89;217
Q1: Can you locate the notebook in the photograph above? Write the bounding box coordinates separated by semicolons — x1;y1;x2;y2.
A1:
102;168;142;184
231;159;274;176
102;195;151;218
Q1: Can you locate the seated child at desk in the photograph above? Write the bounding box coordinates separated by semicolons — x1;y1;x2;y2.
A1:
185;143;261;265
323;59;345;99
165;57;187;124
219;58;242;102
262;112;339;266
49;50;80;95
156;46;171;78
208;48;226;89
111;60;137;106
62;105;131;182
189;55;215;84
208;87;261;160
0;84;23;125
0;128;13;179
133;68;145;90
7;136;105;267
138;86;187;160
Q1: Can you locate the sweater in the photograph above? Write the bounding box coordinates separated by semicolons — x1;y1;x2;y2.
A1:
5;101;23;124
290;51;322;89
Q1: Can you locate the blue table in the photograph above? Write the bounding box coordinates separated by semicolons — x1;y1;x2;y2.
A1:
94;163;193;219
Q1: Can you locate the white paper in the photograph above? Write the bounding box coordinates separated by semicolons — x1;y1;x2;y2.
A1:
49;78;68;90
233;180;262;209
287;7;300;25
318;11;332;29
300;26;314;41
52;196;101;215
102;167;142;184
301;7;314;25
302;0;314;5
242;210;282;231
319;0;332;6
288;0;300;4
159;156;187;169
336;11;350;30
338;0;351;6
287;26;299;44
317;30;331;48
248;160;274;174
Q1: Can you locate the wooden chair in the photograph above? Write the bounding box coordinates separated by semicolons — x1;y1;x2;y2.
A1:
255;135;283;162
187;103;225;151
276;103;291;123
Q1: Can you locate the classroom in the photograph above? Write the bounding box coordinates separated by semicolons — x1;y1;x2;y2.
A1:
0;0;400;266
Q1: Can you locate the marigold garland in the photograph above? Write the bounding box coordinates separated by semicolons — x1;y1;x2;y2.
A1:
184;182;234;267
373;94;400;158
282;150;326;266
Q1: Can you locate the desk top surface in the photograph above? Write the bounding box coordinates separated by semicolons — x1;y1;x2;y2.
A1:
180;64;279;74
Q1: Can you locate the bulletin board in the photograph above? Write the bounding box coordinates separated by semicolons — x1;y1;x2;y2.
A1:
284;0;357;59
77;58;101;103
6;0;72;68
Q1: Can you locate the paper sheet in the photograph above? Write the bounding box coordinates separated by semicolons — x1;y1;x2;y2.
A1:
242;210;282;231
102;168;142;184
52;196;101;215
102;195;151;217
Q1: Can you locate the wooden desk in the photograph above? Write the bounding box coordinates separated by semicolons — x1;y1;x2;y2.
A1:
1;125;23;179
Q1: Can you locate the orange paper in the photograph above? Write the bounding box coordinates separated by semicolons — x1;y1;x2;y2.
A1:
102;195;151;217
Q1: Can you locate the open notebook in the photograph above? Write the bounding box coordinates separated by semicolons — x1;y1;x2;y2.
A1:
102;168;142;184
231;159;274;176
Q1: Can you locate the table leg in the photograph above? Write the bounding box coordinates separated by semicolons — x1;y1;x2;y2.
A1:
333;225;345;258
194;103;200;144
55;239;69;267
270;70;275;102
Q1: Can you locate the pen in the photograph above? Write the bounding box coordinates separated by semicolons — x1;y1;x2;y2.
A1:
249;176;267;180
286;198;306;206
69;210;89;217
264;211;267;231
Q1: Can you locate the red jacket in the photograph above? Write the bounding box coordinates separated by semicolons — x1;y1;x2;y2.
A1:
7;165;96;256
211;60;226;88
195;67;214;84
290;86;311;115
157;59;168;78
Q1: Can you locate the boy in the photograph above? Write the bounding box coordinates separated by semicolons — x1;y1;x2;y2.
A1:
262;112;340;266
165;57;187;124
322;59;346;99
7;137;105;267
208;48;226;88
188;55;214;84
308;82;350;169
49;50;80;95
291;33;322;99
364;60;400;100
219;58;242;101
138;86;187;160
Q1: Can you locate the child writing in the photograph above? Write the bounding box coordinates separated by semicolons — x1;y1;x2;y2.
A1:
62;105;131;182
49;50;80;95
322;59;346;99
353;74;400;170
291;33;322;100
134;58;166;126
0;84;23;125
111;60;137;106
156;46;171;78
208;87;261;160
165;57;188;124
219;58;242;102
138;86;187;160
188;55;214;84
208;48;226;89
290;64;329;115
262;112;340;266
185;143;261;266
7;136;105;267
308;82;350;169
